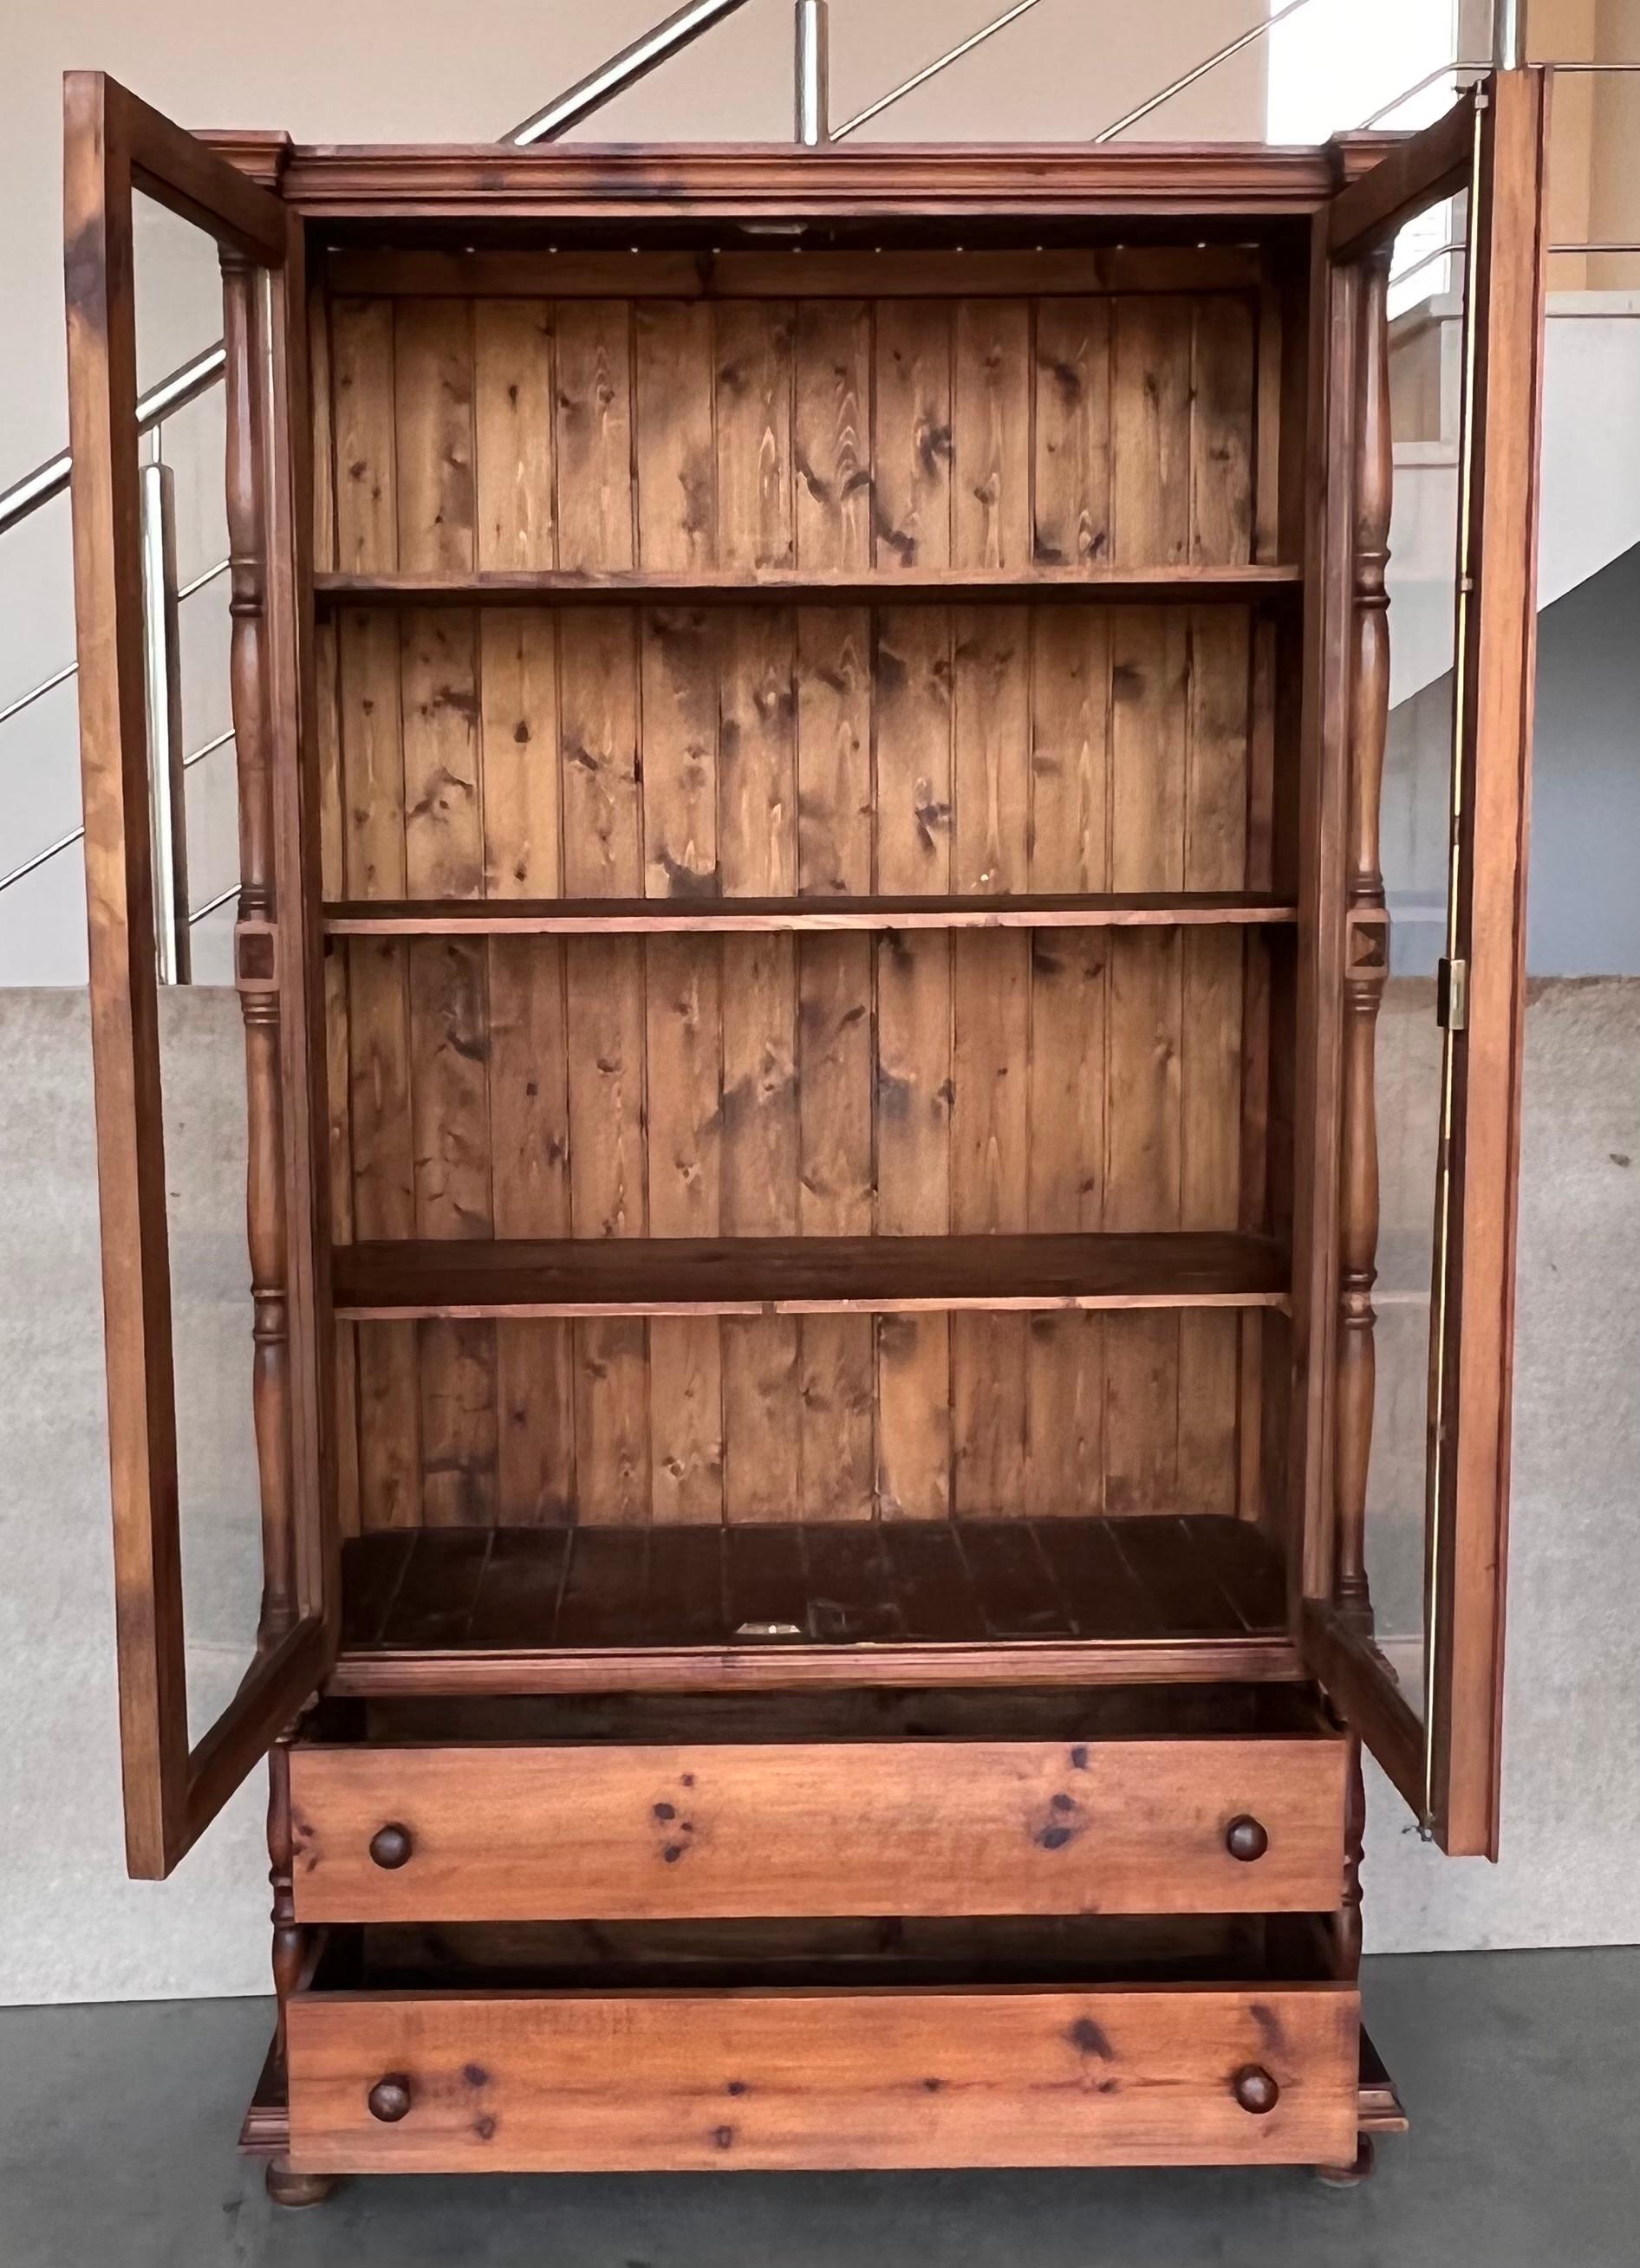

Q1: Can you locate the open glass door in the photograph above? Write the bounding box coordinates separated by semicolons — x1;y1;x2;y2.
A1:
64;73;336;1878
1300;72;1548;1856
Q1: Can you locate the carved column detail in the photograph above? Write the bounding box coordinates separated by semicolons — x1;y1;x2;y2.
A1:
1335;1734;1367;1981
266;1720;304;2063
1334;245;1393;1617
222;251;295;1644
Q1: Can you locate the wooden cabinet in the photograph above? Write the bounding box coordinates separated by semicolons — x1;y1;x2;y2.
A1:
63;68;1549;2199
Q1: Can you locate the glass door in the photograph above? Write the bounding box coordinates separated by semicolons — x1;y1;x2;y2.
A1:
64;73;336;1877
1300;71;1549;1856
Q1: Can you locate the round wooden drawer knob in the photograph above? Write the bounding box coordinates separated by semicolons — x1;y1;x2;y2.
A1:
368;1823;413;1869
368;2075;413;2123
1232;2064;1280;2115
1224;1815;1269;1862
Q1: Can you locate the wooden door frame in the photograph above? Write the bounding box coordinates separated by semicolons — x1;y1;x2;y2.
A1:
1297;70;1549;1856
64;70;335;1879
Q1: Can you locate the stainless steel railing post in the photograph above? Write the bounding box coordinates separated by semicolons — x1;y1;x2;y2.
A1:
140;461;191;985
796;0;830;146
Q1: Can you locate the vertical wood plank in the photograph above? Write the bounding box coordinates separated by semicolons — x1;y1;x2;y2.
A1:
473;299;555;571
949;310;1031;1518
874;608;953;1520
554;300;635;573
1190;296;1256;568
1181;607;1253;1517
794;300;871;572
798;932;875;1519
489;937;574;1524
873;300;952;570
713;301;794;570
329;300;396;576
796;608;872;898
1025;609;1112;1517
554;298;647;1528
479;611;558;899
1032;298;1111;565
646;938;725;1524
953;301;1032;570
634;300;715;570
332;298;417;1530
1110;298;1193;569
717;617;799;1521
641;610;719;899
716;313;799;1521
1104;607;1188;1512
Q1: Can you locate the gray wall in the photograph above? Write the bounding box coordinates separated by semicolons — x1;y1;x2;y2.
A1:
1387;547;1640;979
2;973;1638;2001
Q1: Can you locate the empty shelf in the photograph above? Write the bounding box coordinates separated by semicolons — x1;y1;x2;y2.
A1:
315;564;1302;609
330;1514;1296;1694
331;1231;1292;1321
323;892;1298;937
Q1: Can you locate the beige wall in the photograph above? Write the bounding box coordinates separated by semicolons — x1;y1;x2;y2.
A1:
0;0;1268;478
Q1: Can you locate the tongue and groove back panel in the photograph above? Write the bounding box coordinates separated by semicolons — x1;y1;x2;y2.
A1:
310;251;1288;1536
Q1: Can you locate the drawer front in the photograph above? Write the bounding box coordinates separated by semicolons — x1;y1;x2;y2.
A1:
290;1737;1344;1922
287;1982;1360;2173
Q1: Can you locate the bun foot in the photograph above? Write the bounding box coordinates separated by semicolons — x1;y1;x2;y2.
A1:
1315;2135;1376;2187
266;2156;340;2208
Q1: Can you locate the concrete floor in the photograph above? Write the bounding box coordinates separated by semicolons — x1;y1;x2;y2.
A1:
3;1950;1637;2266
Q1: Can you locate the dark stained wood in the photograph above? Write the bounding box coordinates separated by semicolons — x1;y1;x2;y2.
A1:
333;1231;1291;1319
332;1513;1292;1693
1430;66;1550;1859
323;246;1269;300
314;564;1299;608
324;891;1298;935
1327;96;1475;259
1332;244;1392;1615
285;1979;1360;2172
61;82;1547;2189
256;140;1381;224
64;69;335;1881
289;1726;1346;1921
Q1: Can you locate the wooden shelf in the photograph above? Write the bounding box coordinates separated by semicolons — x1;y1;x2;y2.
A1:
329;1514;1296;1695
314;564;1302;610
332;1231;1290;1321
323;892;1299;939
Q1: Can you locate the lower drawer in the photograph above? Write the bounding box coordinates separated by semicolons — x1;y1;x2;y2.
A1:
289;1730;1345;1921
285;1981;1360;2174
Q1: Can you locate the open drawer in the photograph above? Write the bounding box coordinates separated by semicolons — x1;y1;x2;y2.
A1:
277;1912;1370;2175
285;1958;1361;2174
289;1688;1349;1923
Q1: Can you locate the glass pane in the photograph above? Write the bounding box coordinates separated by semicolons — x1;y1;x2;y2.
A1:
1364;188;1474;1722
133;190;264;1744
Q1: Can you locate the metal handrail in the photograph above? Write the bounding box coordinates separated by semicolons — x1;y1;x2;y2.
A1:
1358;61;1488;130
0;341;225;537
830;0;1045;141
1091;0;1318;145
508;0;754;144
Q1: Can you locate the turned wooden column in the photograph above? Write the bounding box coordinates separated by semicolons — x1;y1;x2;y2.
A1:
1335;1733;1367;1981
266;1715;335;2206
1334;244;1393;1619
221;250;296;1646
266;1719;303;2063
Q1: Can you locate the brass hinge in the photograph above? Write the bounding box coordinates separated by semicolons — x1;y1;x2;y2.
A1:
1436;956;1468;1031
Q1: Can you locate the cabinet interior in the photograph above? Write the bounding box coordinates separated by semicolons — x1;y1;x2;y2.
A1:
313;234;1307;1676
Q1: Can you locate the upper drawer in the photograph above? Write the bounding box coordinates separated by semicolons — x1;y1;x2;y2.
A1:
289;1732;1346;1922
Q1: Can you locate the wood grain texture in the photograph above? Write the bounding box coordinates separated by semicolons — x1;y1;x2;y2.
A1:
289;1732;1346;1922
287;1981;1358;2172
322;269;1269;1531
